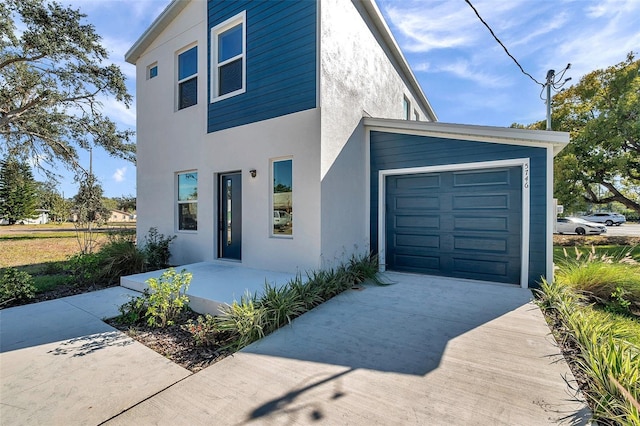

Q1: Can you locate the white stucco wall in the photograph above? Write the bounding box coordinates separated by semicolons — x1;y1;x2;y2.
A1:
318;0;430;266
135;1;322;272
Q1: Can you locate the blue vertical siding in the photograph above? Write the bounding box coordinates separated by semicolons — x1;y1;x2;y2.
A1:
370;131;549;286
207;0;317;133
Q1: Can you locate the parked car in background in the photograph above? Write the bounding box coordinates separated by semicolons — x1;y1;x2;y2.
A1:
556;217;607;235
581;212;626;226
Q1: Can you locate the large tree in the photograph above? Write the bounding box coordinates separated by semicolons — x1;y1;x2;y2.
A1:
0;158;38;224
0;0;135;176
549;53;639;213
35;179;69;222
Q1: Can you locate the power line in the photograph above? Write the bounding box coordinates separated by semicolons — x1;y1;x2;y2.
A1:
463;0;544;86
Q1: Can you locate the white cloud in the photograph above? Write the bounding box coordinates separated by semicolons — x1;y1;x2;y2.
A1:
112;167;127;183
415;59;511;88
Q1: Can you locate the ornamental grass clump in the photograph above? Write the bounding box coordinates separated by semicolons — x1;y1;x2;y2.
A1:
536;249;640;425
205;252;383;351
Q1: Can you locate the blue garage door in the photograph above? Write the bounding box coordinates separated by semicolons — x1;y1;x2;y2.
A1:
385;167;522;284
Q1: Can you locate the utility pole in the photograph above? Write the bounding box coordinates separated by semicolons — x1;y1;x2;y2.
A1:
543;64;571;131
545;69;555;131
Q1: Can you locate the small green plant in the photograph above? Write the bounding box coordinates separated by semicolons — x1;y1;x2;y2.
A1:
0;268;36;305
117;292;148;325
606;286;633;315
142;227;176;270
184;314;219;347
145;268;191;327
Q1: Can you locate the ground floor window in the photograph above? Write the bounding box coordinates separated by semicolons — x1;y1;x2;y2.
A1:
177;171;198;230
272;158;292;236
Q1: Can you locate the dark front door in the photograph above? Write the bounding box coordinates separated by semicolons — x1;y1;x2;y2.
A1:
385;167;522;284
219;173;242;260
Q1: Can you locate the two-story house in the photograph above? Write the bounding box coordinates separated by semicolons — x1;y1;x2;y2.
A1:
125;0;568;288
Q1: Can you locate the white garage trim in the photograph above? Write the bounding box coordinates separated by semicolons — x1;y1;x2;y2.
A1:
378;158;531;288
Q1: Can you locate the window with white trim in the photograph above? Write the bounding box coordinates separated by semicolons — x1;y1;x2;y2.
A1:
211;11;246;102
403;96;410;120
177;171;198;231
177;46;197;110
148;62;158;79
272;158;292;236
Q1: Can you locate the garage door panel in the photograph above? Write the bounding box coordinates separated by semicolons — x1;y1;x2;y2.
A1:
395;214;440;229
395;234;440;249
453;236;507;253
453;193;510;209
394;175;440;189
453;169;510;187
395;196;440;210
453;216;509;232
386;167;521;284
453;258;508;277
393;254;440;270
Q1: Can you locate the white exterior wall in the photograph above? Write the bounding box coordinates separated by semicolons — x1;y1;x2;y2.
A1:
135;1;322;272
318;0;429;266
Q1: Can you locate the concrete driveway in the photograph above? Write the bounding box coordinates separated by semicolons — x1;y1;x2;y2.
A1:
0;287;191;425
107;272;590;425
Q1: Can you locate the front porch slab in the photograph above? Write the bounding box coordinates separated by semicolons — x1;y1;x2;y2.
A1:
120;262;298;315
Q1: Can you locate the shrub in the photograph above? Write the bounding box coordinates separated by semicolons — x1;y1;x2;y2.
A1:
65;252;103;287
145;268;191;327
115;268;191;328
142;227;176;270
0;268;36;305
99;240;145;284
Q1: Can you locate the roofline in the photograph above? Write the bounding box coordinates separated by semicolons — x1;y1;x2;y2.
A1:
125;0;191;65
364;117;569;155
360;0;437;122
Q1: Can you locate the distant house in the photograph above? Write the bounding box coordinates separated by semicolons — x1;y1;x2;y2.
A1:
0;209;50;225
108;210;136;223
125;0;568;287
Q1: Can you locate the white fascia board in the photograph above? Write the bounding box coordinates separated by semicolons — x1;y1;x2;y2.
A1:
364;117;570;153
125;0;192;65
359;0;437;122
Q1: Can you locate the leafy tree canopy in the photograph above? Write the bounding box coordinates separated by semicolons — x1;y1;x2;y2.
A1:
0;0;135;177
0;158;38;224
516;53;639;213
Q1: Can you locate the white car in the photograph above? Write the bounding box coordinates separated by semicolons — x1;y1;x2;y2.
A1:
556;217;607;235
581;212;626;226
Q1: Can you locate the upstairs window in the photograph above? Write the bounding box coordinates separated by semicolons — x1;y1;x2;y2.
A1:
177;46;197;110
403;96;410;120
211;11;246;102
148;63;158;79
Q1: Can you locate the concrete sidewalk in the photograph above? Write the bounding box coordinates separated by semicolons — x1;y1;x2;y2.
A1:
0;287;191;425
106;273;591;425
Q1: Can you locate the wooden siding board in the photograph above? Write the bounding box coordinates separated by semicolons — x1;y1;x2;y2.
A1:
207;0;317;133
370;131;548;287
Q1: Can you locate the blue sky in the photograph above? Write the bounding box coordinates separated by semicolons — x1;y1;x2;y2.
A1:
47;0;640;198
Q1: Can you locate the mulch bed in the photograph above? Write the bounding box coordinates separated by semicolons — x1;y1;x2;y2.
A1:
106;310;231;373
1;283;117;309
